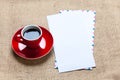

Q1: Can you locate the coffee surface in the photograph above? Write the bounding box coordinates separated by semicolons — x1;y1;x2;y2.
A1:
23;29;40;40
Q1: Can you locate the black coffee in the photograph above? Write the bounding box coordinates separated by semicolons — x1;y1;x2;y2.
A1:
23;29;40;40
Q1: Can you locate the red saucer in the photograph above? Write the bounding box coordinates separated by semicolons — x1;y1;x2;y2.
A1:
12;27;53;60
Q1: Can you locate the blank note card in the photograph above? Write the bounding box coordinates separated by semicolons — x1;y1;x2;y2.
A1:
47;10;96;73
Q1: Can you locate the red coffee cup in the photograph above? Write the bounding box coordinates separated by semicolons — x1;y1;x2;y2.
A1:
16;25;42;48
12;24;53;60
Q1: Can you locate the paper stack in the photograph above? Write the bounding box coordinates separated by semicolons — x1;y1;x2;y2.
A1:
47;10;96;73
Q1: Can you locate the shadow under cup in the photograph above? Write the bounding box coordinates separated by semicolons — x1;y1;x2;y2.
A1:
21;25;42;48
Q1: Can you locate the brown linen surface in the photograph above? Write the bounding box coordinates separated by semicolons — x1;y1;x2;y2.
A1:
0;0;120;80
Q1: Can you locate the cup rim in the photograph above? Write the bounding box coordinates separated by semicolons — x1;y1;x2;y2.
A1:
21;24;42;41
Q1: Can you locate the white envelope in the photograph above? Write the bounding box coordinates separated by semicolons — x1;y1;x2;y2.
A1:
47;10;96;72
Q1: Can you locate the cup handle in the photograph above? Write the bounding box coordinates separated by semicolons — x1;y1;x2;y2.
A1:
16;34;24;43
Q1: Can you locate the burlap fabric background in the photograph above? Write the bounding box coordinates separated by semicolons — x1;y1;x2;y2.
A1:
0;0;120;80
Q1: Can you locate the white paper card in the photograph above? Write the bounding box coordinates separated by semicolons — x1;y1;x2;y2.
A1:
47;10;96;72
